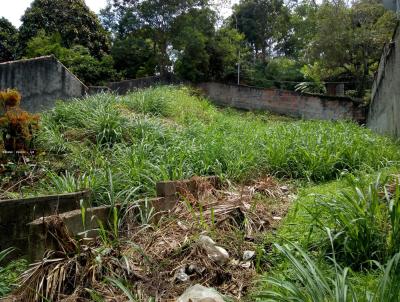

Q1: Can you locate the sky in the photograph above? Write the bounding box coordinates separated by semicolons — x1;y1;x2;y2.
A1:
1;0;108;27
0;0;238;28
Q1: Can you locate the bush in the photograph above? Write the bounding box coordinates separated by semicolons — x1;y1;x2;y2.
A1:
25;32;119;86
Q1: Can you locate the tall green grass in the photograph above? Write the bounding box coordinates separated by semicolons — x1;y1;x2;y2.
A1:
254;241;400;302
307;175;400;269
35;86;400;203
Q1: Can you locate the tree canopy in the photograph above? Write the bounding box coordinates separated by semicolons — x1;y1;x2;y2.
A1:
0;18;18;63
19;0;110;58
1;0;396;96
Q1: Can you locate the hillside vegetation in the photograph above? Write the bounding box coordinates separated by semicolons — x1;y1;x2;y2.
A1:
16;85;398;203
2;86;400;300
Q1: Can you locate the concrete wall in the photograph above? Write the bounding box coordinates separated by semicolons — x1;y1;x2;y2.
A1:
108;74;180;95
0;56;87;112
198;82;366;122
367;23;400;137
0;191;89;256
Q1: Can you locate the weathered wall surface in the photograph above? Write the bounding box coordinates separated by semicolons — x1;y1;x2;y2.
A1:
198;82;366;122
367;23;400;137
108;74;180;95
0;56;87;112
0;191;89;257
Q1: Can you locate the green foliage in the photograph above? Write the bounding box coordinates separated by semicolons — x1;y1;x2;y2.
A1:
232;0;290;59
111;36;157;79
308;175;400;269
34;86;399;204
174;29;210;82
0;248;28;297
0;17;18;63
254;242;400;302
295;82;326;94
308;0;397;96
25;32;119;86
245;58;304;89
19;0;109;58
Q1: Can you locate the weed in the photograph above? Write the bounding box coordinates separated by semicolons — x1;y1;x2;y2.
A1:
254;237;400;302
307;175;400;269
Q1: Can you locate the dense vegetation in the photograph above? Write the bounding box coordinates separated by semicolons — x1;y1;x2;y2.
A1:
0;0;395;96
1;86;400;300
3;86;395;202
254;170;400;301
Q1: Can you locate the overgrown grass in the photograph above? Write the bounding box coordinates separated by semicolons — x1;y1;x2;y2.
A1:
308;174;400;269
254;241;400;302
255;167;400;301
33;85;399;203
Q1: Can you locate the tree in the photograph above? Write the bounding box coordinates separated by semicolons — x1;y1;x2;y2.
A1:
231;0;290;61
280;0;318;58
0;18;18;63
111;35;157;78
111;0;209;74
25;32;118;85
172;8;243;82
19;0;110;58
309;0;396;96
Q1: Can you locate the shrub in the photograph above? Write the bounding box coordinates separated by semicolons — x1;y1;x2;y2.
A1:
0;89;40;152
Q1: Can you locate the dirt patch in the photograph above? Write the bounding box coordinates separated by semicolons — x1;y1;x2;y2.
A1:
13;176;294;301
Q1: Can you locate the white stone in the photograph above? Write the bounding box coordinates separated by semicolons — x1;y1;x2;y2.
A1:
198;235;216;246
177;284;225;302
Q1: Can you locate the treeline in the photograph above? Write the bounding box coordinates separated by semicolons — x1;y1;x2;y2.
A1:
0;0;396;98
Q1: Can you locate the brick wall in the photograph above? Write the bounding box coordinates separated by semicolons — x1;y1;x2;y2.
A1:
198;82;366;122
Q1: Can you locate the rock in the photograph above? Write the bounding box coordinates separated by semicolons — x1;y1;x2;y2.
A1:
208;246;229;265
198;235;229;265
198;235;216;246
243;250;255;261
177;284;225;302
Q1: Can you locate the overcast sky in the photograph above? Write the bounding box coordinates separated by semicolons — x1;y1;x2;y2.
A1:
1;0;108;27
1;0;238;28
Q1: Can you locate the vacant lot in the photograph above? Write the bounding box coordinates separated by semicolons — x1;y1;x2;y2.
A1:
1;86;399;301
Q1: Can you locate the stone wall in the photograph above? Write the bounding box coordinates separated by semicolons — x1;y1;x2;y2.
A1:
198;82;366;122
367;23;400;138
0;56;87;112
